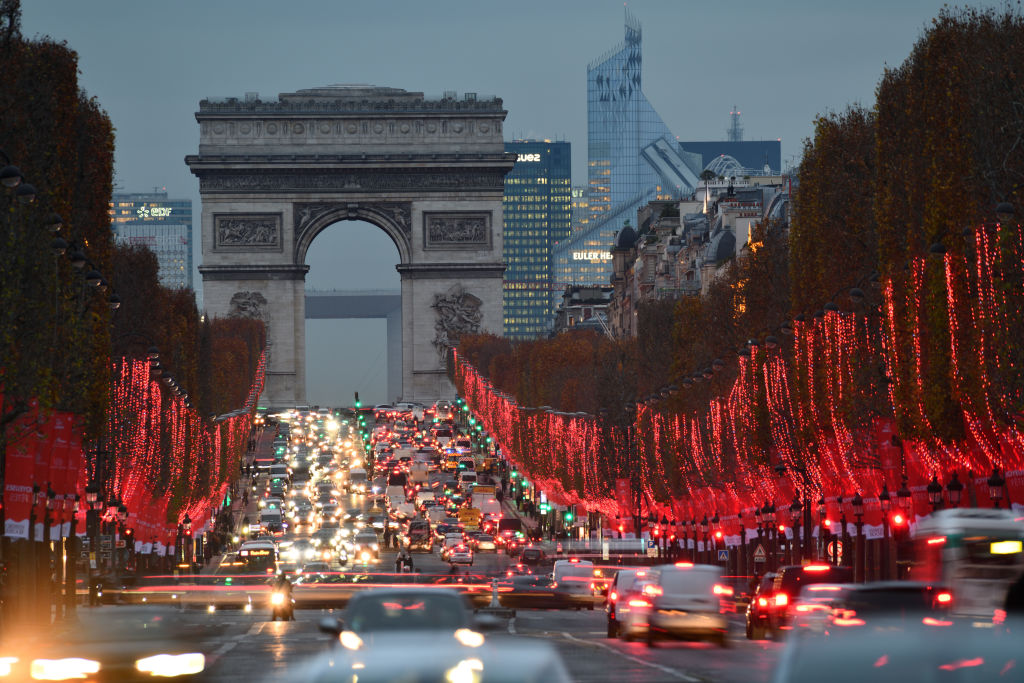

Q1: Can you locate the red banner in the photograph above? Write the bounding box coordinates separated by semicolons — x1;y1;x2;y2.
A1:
4;426;37;539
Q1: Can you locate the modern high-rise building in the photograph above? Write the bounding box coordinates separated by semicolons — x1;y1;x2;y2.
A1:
556;11;701;295
109;191;193;289
503;141;571;339
586;10;699;222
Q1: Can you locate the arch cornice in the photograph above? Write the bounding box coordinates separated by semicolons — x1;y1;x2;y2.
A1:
293;202;412;265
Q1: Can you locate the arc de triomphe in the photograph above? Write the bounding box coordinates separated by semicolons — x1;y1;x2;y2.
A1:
186;86;513;407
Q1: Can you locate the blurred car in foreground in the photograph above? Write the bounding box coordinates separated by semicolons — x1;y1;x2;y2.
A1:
768;564;853;637
617;562;734;647
606;568;648;638
745;572;778;639
772;615;1024;683
0;607;206;681
791;581;954;633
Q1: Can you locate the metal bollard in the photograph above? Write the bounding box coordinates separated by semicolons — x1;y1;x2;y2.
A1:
489;578;501;608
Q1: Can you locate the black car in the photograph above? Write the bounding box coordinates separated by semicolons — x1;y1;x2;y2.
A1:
745;572;778;639
520;547;546;567
498;575;562;609
769;565;852;636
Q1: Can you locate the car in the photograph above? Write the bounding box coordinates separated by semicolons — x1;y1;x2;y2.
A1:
301;562;332;576
473;533;497;552
791;581;955;632
440;534;465;561
448;545;474;565
351;531;380;563
294;590;572;683
745;572;778;639
497;574;562;609
606;568;649;638
768;564;853;637
520;546;546;566
617;562;733;648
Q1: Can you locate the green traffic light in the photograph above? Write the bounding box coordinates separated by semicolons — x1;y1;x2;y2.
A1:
564;512;574;522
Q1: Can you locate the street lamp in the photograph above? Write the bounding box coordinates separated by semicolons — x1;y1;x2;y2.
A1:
946;472;963;507
700;515;709;564
927;474;944;511
851;491;865;583
790;496;802;564
988;468;1006;508
817;496;827;561
896;477;912;514
879;483;894;580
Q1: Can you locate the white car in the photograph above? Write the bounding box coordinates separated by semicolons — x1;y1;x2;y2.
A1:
439;534;464;560
447;545;473;565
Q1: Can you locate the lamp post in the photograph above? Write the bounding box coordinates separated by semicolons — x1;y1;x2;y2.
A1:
988;468;1006;509
700;515;709;565
927;474;944;512
711;512;721;567
65;494;80;618
762;502;776;571
817;496;827;562
946;472;963;508
837;495;848;567
879;483;893;580
852;491;865;583
754;505;764;572
184;514;193;572
737;510;747;578
789;496;802;565
660;516;670;559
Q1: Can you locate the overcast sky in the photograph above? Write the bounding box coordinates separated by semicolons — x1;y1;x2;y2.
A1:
23;0;996;406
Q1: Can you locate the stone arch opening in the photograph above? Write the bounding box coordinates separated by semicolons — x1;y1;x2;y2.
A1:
293;202;412;267
304;220;402;405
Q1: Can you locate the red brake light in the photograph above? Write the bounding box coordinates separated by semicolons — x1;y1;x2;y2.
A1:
642;584;663;597
758;597;768;607
713;584;734;596
636;570;646;577
775;593;789;607
935;591;953;604
627;599;651;608
803;564;830;572
568;558;579;563
927;536;947;546
610;591;618;602
674;562;693;568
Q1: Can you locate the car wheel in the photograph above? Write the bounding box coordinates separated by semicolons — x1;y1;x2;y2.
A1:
587;603;594;611
717;632;730;648
607;619;618;639
620;629;632;642
751;625;765;640
645;629;657;648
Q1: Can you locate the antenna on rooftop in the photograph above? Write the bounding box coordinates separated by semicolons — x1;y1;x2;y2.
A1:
727;106;743;142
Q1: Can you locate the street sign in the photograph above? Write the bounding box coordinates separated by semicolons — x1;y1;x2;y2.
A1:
646;540;658;558
99;535;113;551
753;544;767;563
115;540;126;549
827;540;844;564
717;549;729;562
602;541;610;561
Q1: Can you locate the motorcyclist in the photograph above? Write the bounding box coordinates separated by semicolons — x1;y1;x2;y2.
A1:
272;572;294;621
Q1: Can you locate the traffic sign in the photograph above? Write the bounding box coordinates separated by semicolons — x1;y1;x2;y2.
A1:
753;544;767;563
646;540;658;558
717;549;729;561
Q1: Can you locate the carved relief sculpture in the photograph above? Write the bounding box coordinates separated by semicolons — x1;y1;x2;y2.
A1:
214;214;281;250
228;291;268;320
424;212;490;249
432;285;483;360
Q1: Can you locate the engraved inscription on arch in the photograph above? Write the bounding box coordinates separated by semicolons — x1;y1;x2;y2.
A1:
423;212;491;250
214;213;282;251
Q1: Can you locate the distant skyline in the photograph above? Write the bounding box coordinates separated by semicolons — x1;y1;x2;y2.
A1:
22;0;999;405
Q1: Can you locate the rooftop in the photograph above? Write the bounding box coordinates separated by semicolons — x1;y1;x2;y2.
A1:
199;85;504;114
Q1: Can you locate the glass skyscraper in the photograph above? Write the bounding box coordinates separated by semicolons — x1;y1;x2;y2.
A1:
587;11;698;221
503;141;571;339
109;191;193;289
555;11;700;294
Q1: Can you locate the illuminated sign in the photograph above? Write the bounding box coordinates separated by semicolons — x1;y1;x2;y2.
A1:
136;206;173;219
516;153;541;162
572;251;612;261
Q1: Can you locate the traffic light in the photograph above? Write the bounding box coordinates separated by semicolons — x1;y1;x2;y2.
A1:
539;502;551;513
563;509;574;523
354;391;361;409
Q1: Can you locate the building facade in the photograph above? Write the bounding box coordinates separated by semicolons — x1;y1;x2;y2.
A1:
110;191;193;289
503;140;571;339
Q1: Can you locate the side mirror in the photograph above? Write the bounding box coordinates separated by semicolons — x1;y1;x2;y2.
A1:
318;617;344;636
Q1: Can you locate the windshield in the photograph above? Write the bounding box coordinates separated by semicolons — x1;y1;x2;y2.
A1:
346;593;468;632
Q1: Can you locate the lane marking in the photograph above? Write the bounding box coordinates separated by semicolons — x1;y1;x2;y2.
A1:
559;631;700;682
211;640;238;658
247;622;264;636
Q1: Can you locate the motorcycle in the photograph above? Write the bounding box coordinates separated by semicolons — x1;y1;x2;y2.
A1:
270;589;295;621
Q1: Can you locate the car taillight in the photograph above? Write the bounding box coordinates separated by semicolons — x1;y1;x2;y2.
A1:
775;593;789;608
642;584;662;597
758;597;768;607
935;591;953;605
627;599;650;608
832;609;864;627
713;584;734;596
610;591;618;602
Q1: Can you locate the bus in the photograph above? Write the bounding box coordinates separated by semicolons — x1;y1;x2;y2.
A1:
911;507;1024;618
237;540;279;575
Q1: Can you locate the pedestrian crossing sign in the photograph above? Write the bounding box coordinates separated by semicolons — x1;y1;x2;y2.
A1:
753;544;767;562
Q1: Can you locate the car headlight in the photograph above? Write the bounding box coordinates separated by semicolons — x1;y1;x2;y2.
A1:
135;652;205;678
371;543;378;551
0;658;17;677
30;658;101;680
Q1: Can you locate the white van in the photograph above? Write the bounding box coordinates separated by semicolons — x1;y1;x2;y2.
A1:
553;559;598;609
618;563;730;647
348;467;368;493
